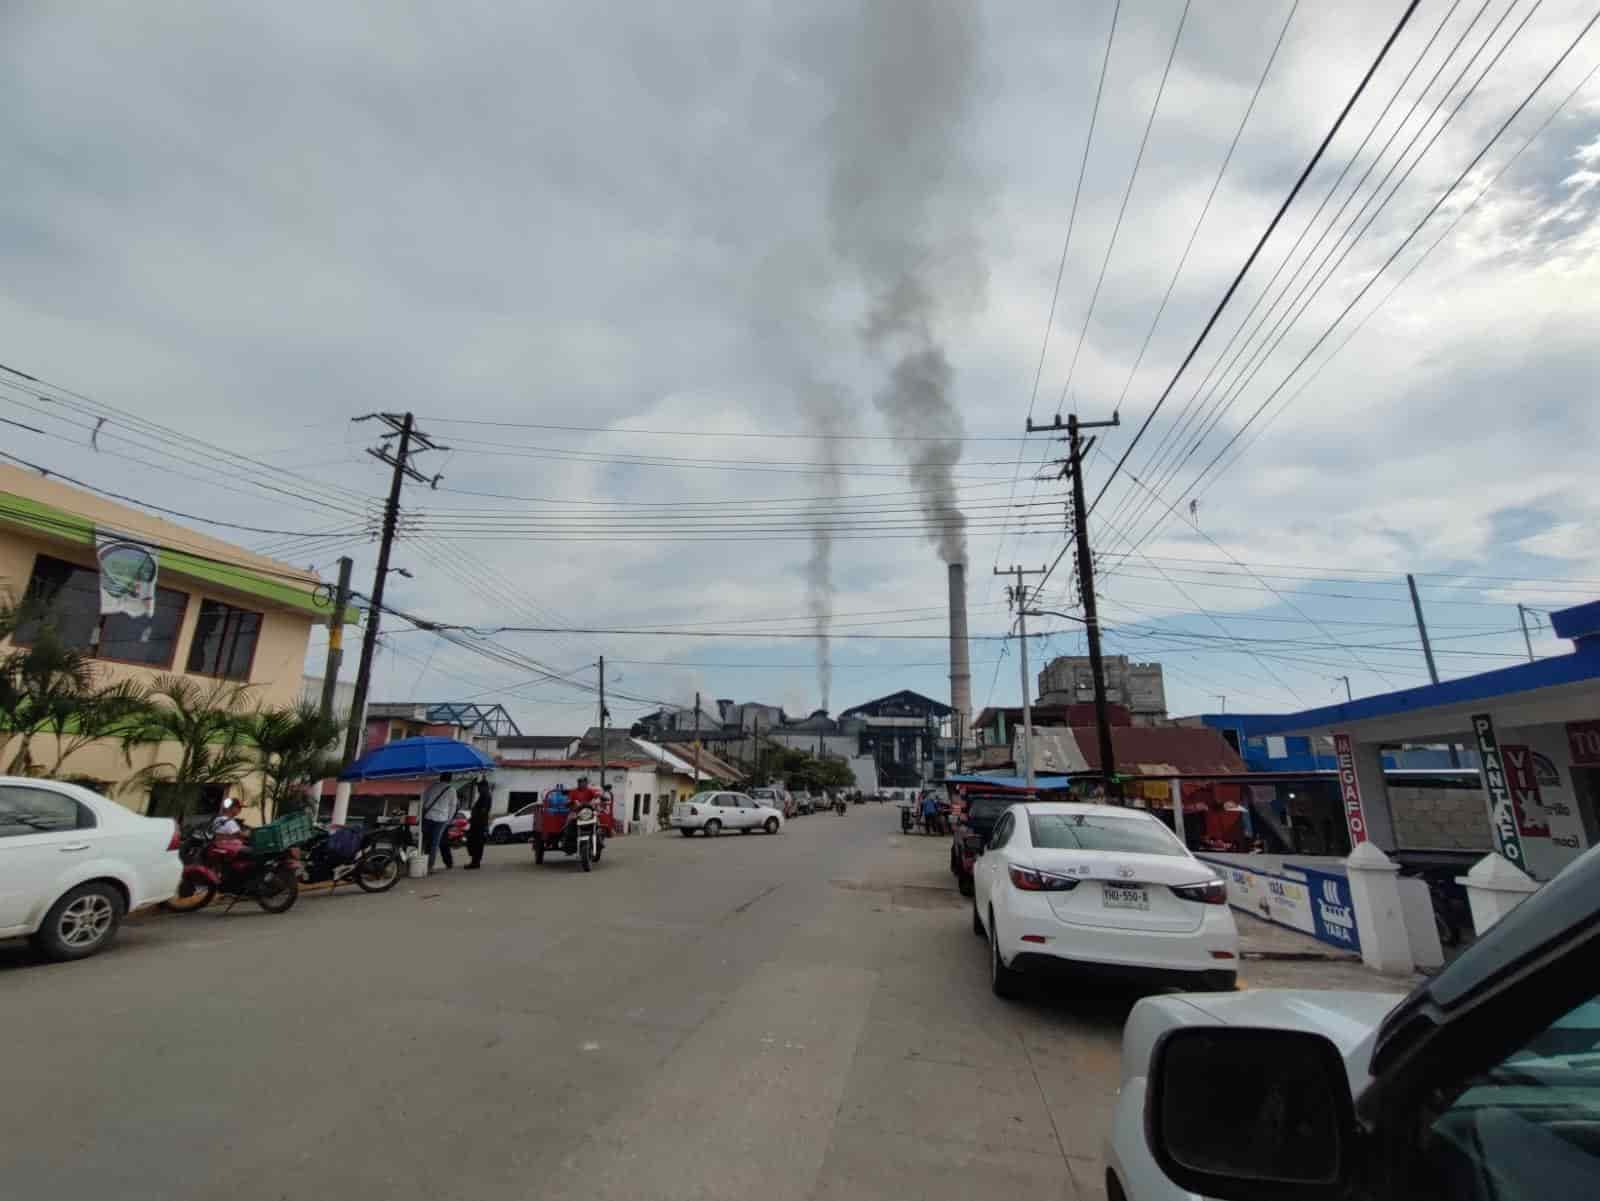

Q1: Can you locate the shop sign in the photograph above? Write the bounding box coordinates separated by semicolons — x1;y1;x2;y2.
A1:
1568;720;1600;767
1333;733;1368;846
1472;713;1527;870
1303;868;1361;953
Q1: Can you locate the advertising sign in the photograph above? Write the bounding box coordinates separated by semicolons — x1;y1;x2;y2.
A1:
1502;745;1553;838
1302;867;1361;953
1471;713;1527;870
94;532;159;619
1332;732;1368;846
1568;720;1600;768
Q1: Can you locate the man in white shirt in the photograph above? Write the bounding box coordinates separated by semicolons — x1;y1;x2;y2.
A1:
210;797;245;838
419;773;458;871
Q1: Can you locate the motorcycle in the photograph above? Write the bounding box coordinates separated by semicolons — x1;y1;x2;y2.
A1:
297;824;402;893
531;794;613;871
164;826;301;914
834;799;847;815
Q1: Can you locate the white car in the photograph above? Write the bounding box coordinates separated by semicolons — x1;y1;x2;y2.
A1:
673;791;784;837
972;803;1239;998
489;799;543;843
0;777;181;961
1109;839;1600;1201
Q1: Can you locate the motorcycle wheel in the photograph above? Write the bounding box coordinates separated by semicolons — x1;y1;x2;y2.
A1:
355;851;401;894
593;836;603;862
256;865;300;913
579;835;592;872
162;877;216;913
534;839;546;864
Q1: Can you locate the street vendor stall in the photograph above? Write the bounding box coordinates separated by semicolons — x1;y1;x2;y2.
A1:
338;736;495;876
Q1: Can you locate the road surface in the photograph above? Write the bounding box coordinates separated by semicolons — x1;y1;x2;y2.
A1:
3;806;1162;1200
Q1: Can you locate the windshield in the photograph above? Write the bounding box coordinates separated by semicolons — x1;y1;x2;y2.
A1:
1028;813;1187;857
688;792;720;805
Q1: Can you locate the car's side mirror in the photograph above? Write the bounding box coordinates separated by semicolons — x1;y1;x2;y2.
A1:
1146;1026;1356;1201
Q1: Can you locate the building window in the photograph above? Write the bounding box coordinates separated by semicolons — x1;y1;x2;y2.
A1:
186;599;262;680
632;794;642;821
644;796;652;814
14;553;187;667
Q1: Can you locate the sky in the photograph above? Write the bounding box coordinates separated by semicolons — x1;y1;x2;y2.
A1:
2;0;1598;736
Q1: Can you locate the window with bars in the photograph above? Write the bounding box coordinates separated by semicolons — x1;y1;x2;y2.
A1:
185;599;263;681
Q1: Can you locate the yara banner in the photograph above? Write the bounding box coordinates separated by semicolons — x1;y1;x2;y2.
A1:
94;532;160;619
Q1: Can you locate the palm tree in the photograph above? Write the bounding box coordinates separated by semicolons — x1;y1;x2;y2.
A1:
0;624;100;775
244;703;342;821
120;675;256;818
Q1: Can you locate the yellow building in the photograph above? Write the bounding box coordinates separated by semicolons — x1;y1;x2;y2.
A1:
0;464;334;814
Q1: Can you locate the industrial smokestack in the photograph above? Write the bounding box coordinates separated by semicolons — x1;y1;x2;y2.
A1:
948;562;972;742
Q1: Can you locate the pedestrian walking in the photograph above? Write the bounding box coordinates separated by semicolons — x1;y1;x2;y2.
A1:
464;776;491;869
919;789;939;836
420;772;458;871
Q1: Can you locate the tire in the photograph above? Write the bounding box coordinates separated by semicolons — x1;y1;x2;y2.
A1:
593;837;603;862
354;851;400;893
579;835;592;872
958;872;974;898
679;828;694;837
989;909;1023;1000
950;847;961;877
705;819;722;838
491;827;512;845
972;896;985;938
162;877;216;913
534;839;546;864
32;882;124;961
255;865;299;914
764;818;780;835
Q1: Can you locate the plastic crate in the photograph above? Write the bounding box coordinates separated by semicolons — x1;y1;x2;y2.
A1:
251;810;315;852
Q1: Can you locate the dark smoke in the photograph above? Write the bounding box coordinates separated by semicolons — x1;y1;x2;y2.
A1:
825;0;984;565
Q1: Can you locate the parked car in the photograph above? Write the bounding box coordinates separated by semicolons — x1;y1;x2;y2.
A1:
794;792;814;816
0;776;182;961
972;802;1239;998
749;787;794;818
672;791;784;837
489;799;542;843
950;788;1019;896
1110;838;1600;1201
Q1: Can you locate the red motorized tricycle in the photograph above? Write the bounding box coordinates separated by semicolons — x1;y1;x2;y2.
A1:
529;783;615;872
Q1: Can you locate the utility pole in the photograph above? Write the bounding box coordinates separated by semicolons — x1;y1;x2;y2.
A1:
598;655;608;792
1216;695;1226;715
318;556;353;723
342;412;446;766
1517;604;1536;662
995;564;1046;788
1336;675;1352;703
1407;573;1440;685
692;692;702;790
1026;410;1122;800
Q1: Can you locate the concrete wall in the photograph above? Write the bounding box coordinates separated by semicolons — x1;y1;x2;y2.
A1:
1387;785;1493;852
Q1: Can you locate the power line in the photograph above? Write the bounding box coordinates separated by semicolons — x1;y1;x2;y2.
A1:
414;416;1027;442
1085;0;1423;519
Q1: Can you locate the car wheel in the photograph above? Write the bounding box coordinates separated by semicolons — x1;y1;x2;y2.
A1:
705;819;722;838
957;872;974;898
491;827;512;845
989;909;1022;1000
679;828;694;838
33;882;124;961
764;817;780;834
972;895;985;938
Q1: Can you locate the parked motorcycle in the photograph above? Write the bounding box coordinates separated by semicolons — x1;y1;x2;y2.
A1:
297;825;402;893
164;827;300;914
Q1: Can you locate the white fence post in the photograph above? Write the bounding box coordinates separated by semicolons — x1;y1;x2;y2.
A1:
1458;852;1538;934
1344;841;1414;975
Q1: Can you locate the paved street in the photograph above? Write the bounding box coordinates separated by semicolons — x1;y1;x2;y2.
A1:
1;807;1386;1201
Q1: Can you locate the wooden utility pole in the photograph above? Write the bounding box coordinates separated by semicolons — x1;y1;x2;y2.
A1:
1517;603;1536;662
995;564;1046;788
1336;675;1353;703
318;555;353;723
692;692;702;790
342;412;446;765
598;655;608;791
1408;573;1440;685
1026;410;1121;799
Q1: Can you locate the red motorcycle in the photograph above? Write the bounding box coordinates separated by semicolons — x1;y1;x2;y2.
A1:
164;826;301;914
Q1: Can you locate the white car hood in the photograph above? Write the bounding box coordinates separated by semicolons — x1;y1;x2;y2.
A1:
1171;990;1402;1058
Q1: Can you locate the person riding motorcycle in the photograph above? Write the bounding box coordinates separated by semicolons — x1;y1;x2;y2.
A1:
210;796;247;838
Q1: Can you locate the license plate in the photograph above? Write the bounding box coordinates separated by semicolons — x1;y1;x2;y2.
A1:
1102;885;1150;910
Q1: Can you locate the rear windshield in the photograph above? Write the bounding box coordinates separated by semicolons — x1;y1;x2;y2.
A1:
965;797;1011;823
1028;813;1186;856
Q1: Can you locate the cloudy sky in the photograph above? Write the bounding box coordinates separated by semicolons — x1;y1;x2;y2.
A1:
3;0;1597;735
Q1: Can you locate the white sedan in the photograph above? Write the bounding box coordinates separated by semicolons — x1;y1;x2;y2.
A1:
0;777;181;961
673;791;784;837
489;799;542;843
972;802;1239;997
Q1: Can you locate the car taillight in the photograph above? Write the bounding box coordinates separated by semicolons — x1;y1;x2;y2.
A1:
1171;879;1228;905
167;822;181;852
1007;865;1078;892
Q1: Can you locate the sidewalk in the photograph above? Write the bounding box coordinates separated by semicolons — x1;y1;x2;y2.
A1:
1234;911;1422;993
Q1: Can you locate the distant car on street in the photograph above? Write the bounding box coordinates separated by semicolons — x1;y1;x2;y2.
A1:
672;791;784;837
793;792;814;816
972;802;1239;998
0;776;181;961
489;799;542;843
749;787;794;818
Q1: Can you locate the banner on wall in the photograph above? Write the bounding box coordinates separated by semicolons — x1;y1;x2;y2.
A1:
1333;733;1369;846
94;532;160;619
1502;745;1555;838
1568;720;1600;767
1302;867;1361;953
1471;713;1527;871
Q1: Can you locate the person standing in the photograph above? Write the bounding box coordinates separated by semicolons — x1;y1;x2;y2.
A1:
420;772;458;871
464;776;492;869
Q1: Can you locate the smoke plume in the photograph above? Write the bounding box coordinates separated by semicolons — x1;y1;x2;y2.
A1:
826;0;984;565
805;402;847;711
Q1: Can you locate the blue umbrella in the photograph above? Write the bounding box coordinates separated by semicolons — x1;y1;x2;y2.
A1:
339;736;496;781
